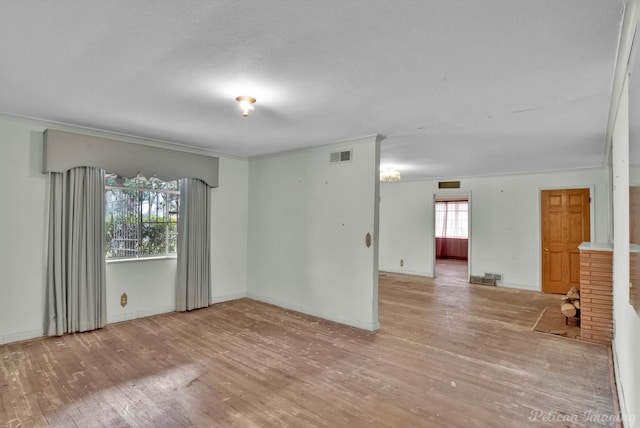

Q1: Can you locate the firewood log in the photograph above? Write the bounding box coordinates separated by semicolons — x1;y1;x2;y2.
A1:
561;302;577;318
566;287;580;301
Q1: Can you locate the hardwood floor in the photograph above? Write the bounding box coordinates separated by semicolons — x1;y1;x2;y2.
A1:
1;268;616;427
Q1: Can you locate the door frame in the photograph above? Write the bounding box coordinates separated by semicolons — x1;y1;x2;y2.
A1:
538;185;595;291
431;191;472;280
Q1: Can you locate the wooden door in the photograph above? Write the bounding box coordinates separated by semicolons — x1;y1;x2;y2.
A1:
541;189;590;294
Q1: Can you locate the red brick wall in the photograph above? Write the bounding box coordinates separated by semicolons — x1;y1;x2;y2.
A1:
579;250;613;346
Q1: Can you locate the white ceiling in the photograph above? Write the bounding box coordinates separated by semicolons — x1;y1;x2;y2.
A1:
0;1;623;180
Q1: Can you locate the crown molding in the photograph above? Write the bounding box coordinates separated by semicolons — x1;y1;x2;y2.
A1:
249;133;385;161
0;111;247;161
604;0;637;165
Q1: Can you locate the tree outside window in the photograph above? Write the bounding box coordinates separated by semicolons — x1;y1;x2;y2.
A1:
105;173;180;259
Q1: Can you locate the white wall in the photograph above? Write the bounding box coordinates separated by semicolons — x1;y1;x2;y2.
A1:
210;156;249;303
104;157;250;323
106;258;177;323
379;168;609;290
106;157;250;323
247;136;381;330
378;180;436;277
612;78;640;426
0;114;249;343
0;117;49;344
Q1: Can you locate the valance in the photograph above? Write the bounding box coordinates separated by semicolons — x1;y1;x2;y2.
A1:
43;129;219;187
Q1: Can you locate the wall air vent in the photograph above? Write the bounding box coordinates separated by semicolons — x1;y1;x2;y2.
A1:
485;273;503;282
439;181;460;189
330;149;352;164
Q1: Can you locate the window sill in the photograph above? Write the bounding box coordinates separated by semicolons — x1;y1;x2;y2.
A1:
106;255;177;264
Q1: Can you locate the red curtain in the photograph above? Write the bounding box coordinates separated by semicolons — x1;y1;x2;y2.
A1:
435;237;468;260
435;201;468;260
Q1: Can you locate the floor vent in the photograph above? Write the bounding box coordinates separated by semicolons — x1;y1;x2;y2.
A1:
330;149;352;163
470;276;496;286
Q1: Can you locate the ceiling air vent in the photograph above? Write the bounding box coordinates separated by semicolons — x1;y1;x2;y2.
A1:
438;181;460;189
330;149;352;164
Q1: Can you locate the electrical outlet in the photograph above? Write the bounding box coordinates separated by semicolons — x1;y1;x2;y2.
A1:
121;292;128;308
400;259;404;267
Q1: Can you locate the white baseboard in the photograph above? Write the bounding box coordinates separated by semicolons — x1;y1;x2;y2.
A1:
379;268;432;277
210;292;248;304
380;270;539;292
611;339;632;428
109;293;249;324
0;291;379;345
107;305;176;324
247;292;380;331
0;329;43;345
496;282;539;292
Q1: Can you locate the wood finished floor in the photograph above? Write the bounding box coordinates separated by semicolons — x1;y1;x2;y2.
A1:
1;261;616;427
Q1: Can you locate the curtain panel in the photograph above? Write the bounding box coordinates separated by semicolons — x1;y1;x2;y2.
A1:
435;201;468;238
46;167;107;336
435;237;469;260
435;200;469;260
176;178;211;311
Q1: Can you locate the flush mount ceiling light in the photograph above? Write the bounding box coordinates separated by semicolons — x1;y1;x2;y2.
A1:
235;95;256;117
380;168;401;182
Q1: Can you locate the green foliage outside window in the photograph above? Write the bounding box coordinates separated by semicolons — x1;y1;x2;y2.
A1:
105;174;180;259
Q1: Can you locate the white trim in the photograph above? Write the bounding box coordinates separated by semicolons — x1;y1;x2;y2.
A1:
612;339;631;428
106;255;178;264
468;191;473;282
247;292;380;331
431;193;437;278
248;134;384;161
432;191;471;281
398;165;608;183
0;110;244;160
381;268;433;278
496;282;539;292
210;292;248;304
605;0;638;167
0;329;43;345
107;305;176;324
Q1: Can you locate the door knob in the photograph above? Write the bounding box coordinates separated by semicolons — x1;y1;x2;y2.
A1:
544;248;549;252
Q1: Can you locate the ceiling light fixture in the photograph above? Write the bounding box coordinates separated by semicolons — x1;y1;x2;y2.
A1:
380;168;401;182
235;95;256;117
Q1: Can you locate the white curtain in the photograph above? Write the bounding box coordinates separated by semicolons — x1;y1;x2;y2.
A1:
176;178;211;311
435;201;469;238
46;167;106;336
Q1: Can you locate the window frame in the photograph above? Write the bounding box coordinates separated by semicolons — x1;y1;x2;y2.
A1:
435;200;469;239
105;176;180;261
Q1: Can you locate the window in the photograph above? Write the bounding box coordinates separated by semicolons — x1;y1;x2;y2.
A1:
105;174;180;259
435;201;468;238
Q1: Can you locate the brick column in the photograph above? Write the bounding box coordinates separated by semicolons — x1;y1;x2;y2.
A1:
579;247;613;346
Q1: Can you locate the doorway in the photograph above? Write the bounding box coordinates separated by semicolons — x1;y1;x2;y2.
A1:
541;188;590;294
434;193;470;282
